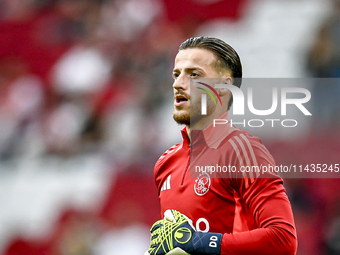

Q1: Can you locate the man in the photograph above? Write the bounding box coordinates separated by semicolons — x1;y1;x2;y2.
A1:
147;37;297;255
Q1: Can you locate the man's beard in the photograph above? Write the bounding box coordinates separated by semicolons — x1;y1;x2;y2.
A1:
173;99;215;126
173;110;191;125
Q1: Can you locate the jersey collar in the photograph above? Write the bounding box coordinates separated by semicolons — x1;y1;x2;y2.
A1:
181;112;238;149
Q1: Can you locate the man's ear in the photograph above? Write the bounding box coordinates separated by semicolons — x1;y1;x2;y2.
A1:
218;76;233;96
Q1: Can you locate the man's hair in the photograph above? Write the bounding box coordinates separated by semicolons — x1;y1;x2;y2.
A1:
179;36;242;110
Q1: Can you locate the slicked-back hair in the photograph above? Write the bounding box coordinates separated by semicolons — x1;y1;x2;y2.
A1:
179;36;242;110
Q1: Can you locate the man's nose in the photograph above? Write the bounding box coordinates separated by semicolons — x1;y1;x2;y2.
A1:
173;74;189;91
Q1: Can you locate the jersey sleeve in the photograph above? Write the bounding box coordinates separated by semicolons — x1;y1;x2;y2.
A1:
221;180;297;255
221;132;297;255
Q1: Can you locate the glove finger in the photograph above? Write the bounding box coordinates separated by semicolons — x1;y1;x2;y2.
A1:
151;221;172;241
150;231;159;241
150;219;165;233
148;247;166;255
149;241;167;255
150;228;163;243
170;210;181;222
150;242;159;249
171;210;189;226
147;247;155;255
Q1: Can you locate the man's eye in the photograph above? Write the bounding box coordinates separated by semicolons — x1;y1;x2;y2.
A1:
191;73;199;77
173;73;179;79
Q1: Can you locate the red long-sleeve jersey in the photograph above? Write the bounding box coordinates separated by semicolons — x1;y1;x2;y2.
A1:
154;113;297;255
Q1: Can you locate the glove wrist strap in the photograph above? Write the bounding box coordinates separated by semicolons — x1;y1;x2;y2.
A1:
192;232;222;255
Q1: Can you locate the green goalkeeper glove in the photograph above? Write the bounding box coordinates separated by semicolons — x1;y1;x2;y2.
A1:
147;210;222;255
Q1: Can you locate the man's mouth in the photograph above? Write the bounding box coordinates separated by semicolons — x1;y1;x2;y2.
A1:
174;94;189;106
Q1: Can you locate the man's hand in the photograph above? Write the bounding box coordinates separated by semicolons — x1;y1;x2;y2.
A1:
147;210;222;255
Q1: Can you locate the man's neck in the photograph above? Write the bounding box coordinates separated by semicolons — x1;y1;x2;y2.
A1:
186;125;191;141
186;110;229;141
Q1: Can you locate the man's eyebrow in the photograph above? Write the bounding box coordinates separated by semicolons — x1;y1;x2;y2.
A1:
172;67;205;73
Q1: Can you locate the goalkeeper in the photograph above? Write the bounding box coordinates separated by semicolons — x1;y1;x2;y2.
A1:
146;36;297;255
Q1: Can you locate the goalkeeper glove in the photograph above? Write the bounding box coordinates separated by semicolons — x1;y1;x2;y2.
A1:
148;210;222;255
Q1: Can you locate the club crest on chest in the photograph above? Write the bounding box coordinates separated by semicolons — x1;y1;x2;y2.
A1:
194;172;211;196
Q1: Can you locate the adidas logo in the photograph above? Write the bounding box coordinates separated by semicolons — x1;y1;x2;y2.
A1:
160;175;171;192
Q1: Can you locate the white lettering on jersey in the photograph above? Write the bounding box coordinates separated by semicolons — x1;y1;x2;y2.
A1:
196;217;210;232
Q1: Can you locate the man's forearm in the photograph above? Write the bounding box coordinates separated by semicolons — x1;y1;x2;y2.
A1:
221;226;297;255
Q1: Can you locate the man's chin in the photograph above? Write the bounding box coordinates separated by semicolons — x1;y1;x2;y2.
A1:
173;112;190;125
173;111;202;126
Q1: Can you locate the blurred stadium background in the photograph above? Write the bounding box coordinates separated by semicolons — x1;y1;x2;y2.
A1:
0;0;340;254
